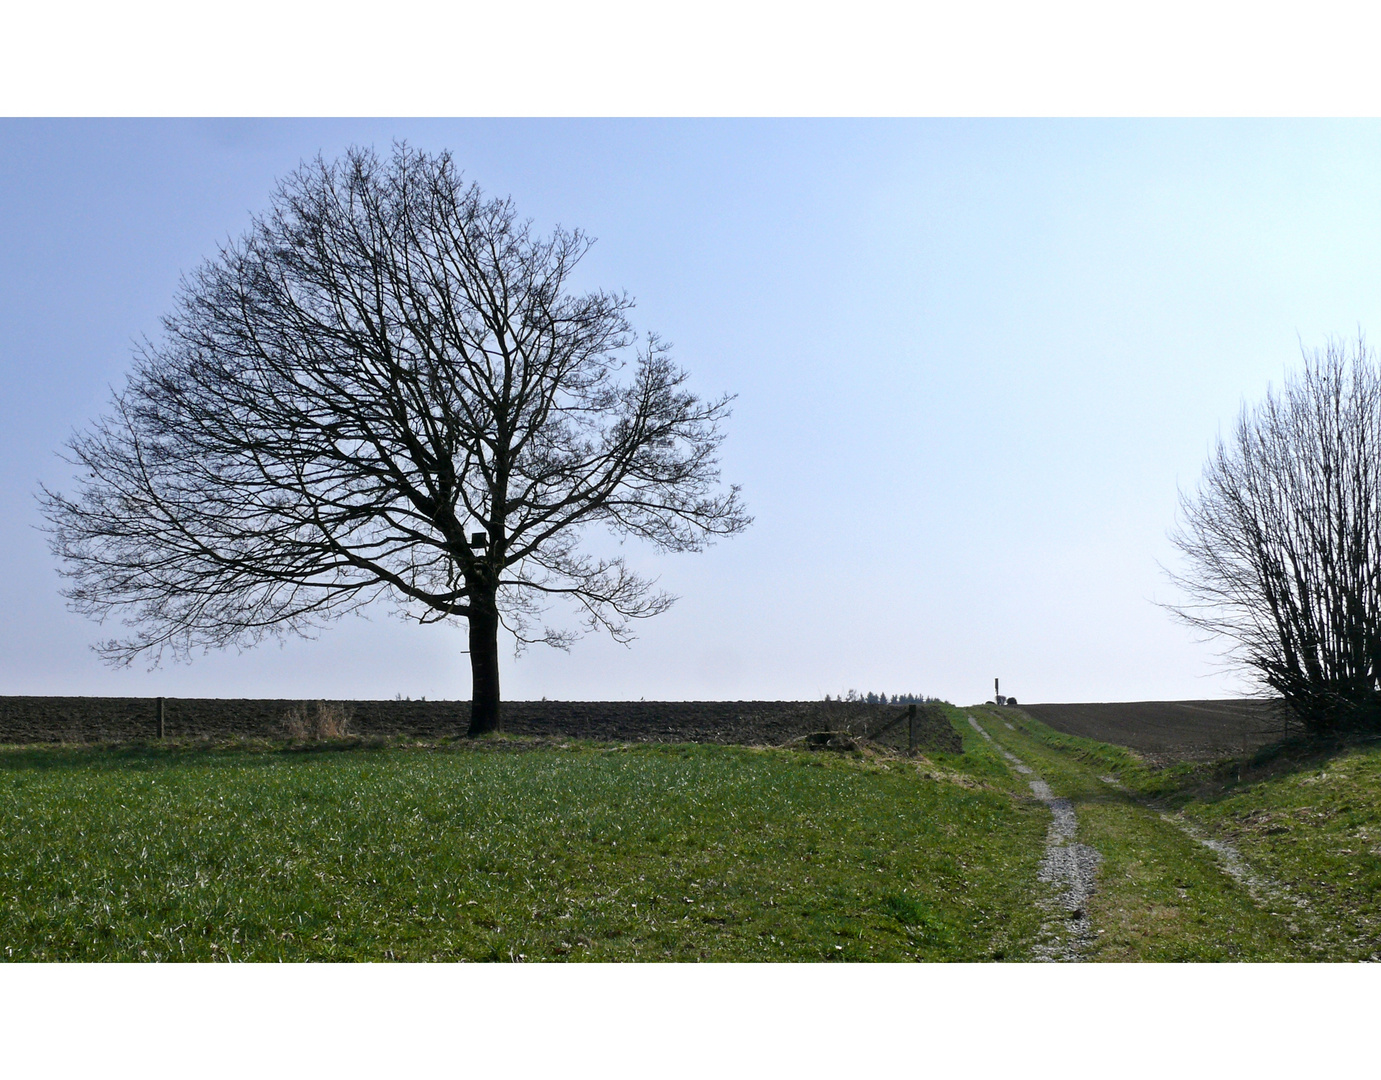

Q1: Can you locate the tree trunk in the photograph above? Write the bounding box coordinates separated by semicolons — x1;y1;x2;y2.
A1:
466;602;502;736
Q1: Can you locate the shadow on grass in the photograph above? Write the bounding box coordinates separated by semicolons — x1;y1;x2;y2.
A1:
1207;729;1381;791
1009;706;1381;807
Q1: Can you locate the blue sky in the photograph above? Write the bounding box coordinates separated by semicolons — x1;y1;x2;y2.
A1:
6;118;1381;704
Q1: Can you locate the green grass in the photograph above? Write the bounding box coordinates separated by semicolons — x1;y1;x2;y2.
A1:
1175;740;1381;959
984;706;1381;960
16;703;1372;963
0;722;1052;962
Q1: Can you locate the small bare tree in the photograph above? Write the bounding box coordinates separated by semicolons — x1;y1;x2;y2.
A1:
40;145;749;735
1168;337;1381;733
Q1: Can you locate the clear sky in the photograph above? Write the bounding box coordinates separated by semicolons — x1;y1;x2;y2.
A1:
6;118;1381;705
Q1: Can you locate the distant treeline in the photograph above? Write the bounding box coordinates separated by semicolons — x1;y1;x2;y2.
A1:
824;691;947;705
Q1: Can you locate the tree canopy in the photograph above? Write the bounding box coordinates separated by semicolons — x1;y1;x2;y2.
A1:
41;145;750;733
1169;338;1381;732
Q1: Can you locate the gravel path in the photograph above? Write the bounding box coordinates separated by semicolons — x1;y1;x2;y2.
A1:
968;715;1102;962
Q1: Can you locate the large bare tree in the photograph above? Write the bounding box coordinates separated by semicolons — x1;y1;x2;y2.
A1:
40;145;749;735
1168;338;1381;733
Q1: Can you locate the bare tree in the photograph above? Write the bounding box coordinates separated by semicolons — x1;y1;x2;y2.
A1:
40;145;750;735
1168;337;1381;733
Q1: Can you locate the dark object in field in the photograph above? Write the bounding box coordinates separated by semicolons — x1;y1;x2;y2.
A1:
1006;697;1018;706
805;732;859;751
0;698;963;754
1016;699;1290;760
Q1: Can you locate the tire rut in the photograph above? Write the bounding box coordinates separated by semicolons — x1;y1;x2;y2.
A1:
968;714;1102;961
1017;725;1347;957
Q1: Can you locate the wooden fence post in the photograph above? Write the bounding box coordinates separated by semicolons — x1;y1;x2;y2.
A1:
156;697;165;740
907;703;917;754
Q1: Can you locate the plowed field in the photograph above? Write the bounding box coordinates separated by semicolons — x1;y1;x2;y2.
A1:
1015;699;1292;759
0;697;960;753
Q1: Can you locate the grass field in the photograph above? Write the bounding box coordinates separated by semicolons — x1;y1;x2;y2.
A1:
0;712;1053;962
6;702;1379;962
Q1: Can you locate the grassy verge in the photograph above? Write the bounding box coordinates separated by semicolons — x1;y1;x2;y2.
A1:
0;717;1051;962
991;706;1381;960
1175;741;1381;960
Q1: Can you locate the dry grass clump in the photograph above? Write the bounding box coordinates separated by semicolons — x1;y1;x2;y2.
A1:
282;701;353;741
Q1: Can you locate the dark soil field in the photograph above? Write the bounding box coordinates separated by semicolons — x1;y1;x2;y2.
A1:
0;697;960;753
1015;699;1292;759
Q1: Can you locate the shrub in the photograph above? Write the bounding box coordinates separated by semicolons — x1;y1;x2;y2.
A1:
283;701;353;741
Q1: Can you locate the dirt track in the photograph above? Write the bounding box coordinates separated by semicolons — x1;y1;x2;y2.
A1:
968;713;1101;961
1016;699;1292;759
0;696;961;753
